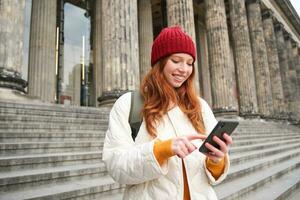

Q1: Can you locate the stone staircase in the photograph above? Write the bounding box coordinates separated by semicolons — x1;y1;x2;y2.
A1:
0;100;299;199
0;100;124;200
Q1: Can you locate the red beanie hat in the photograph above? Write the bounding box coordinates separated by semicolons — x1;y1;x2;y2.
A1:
151;26;196;66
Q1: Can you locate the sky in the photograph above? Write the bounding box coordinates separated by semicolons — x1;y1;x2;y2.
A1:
290;0;300;17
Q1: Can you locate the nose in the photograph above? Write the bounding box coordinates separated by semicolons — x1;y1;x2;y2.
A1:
178;62;190;72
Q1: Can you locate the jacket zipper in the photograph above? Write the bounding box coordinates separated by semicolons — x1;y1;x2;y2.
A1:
167;112;188;200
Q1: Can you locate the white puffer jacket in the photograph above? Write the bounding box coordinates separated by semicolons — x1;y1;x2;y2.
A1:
102;92;229;200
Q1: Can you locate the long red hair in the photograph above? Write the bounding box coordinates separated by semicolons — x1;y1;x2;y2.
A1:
140;57;205;137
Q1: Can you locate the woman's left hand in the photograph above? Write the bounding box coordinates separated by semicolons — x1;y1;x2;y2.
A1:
204;133;233;163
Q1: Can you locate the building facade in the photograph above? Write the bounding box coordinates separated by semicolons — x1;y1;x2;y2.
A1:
1;0;300;121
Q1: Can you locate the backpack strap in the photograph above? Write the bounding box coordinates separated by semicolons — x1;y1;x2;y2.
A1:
129;90;144;141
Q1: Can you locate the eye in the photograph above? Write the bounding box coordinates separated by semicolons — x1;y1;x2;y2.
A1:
171;59;180;64
187;63;193;67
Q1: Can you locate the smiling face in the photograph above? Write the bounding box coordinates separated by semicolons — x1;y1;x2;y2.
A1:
163;53;194;88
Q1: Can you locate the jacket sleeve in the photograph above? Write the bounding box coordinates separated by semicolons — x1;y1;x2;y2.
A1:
102;93;168;185
200;98;230;185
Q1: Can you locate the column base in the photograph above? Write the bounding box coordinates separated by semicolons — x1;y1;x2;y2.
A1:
268;111;292;121
239;112;260;119
288;114;300;125
213;106;238;118
271;112;290;121
0;67;27;93
259;113;279;121
98;90;131;106
0;87;42;104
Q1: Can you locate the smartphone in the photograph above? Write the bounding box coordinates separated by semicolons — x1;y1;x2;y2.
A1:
199;121;239;154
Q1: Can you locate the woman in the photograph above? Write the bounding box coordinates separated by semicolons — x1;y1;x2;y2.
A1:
103;26;232;200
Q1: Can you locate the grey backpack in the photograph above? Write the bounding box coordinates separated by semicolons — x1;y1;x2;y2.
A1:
129;90;144;141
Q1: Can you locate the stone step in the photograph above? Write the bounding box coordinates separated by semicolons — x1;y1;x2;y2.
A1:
234;128;297;134
241;167;300;200
236;122;289;128
0;107;109;120
0;131;106;142
237;121;276;125
236;123;299;131
0;163;106;191
214;154;300;199
0;151;102;171
0;100;111;115
0;109;109;122
0;129;105;134
89;189;124;200
236;119;286;124
0;141;104;155
232;133;300;141
232;134;300;146
230;138;300;153
285;186;300;200
0;122;107;131
223;122;298;134
0;114;108;125
0;110;109;120
0;175;123;200
230;143;300;165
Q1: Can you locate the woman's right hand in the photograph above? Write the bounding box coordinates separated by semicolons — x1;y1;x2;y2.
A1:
172;134;207;158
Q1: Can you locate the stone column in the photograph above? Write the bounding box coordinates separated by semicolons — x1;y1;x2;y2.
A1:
28;0;57;102
284;33;300;121
296;47;300;86
93;0;103;107
262;9;285;118
292;43;300;120
99;0;139;105
0;0;27;92
274;22;291;117
166;0;195;39
204;0;238;116
296;47;300;120
246;0;273;118
195;16;213;106
138;0;153;81
166;0;200;93
229;0;258;117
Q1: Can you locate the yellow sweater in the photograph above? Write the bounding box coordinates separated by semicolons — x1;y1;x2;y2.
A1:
154;139;225;200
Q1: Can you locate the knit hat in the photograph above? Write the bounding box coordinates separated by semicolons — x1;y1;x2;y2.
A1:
151;26;196;66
